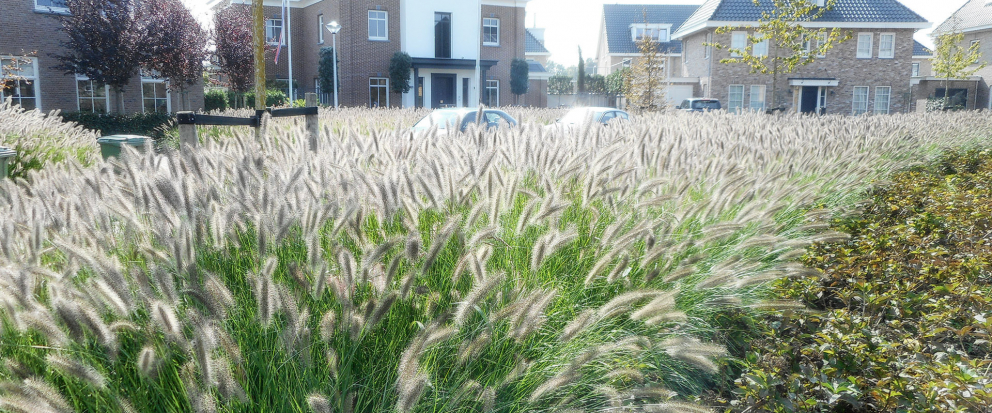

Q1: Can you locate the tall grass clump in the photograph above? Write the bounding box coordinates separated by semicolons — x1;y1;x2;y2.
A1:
1;108;991;412
0;100;100;180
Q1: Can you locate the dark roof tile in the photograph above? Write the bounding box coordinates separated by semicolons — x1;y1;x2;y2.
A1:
604;4;700;54
525;29;549;54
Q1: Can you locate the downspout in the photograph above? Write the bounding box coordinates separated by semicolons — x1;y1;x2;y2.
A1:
287;0;294;102
475;0;482;106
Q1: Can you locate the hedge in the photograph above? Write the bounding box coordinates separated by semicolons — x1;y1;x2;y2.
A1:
57;112;176;140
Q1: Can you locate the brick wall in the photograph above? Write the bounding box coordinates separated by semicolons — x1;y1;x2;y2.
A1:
337;0;402;107
524;78;547;107
693;28;916;114
2;0;203;114
481;5;526;107
957;29;992;109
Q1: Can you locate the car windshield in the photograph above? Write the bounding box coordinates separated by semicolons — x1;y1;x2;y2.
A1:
559;109;604;125
692;101;720;109
414;111;463;130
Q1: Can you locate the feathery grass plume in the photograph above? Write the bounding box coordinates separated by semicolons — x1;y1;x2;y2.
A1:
326;348;339;380
151;300;182;341
214;357;246;402
597;290;664;320
643;401;714;412
368;292;398;328
349;313;365;340
395;371;428;413
514;200;538;235
253;271;282;328
21;378;73;413
630;385;676;400
454;272;505;327
452;380;482;404
630;290;678;321
422;218;459;273
528;369;580;403
661;336;727;374
307;393;332;413
605;254;630;284
560;309;596;342
584;248;623;286
15;310;70;346
137;346;159;378
457;331;492;365
194;327;217;387
748;300;807;311
510;289;557;342
663;266;696;284
46;354;106;389
362;240;395;271
405;231;421;261
480;386;496;412
320;310;338;342
605;368;645;384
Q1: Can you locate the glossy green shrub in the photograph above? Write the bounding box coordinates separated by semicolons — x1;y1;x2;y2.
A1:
732;149;992;412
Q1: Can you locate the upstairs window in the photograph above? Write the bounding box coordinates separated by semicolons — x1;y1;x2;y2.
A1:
35;0;67;13
483;18;500;46
368;10;388;41
1;56;40;110
705;32;712;59
879;33;895;58
731;32;747;57
630;24;670;43
266;18;284;45
753;38;769;57
816;32;828;58
857;33;873;58
318;14;324;44
912;62;920;77
435;12;451;58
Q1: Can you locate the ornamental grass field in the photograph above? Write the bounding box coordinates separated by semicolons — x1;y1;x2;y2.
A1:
1;101;992;413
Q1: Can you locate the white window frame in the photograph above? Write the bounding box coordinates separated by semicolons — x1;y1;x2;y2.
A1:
485;79;499;107
857;33;873;59
705;32;713;59
753;37;769;58
266;18;284;46
816;32;828;58
878;33;895;59
749;85;766;111
912;62;920;77
75;75;110;113
731;32;747;58
728;84;744;113
318;14;324;44
369;77;389;108
368;10;388;41
140;77;171;114
34;0;67;13
1;56;41;111
630;24;671;43
852;86;869;115
483;18;500;46
874;86;891;114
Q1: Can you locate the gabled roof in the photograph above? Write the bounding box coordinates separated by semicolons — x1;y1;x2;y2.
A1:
913;40;932;57
603;4;700;55
934;0;992;35
528;60;548;73
674;0;930;39
525;29;549;54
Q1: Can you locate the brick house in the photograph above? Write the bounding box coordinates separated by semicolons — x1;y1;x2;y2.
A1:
215;0;530;109
909;40;935;111
594;4;701;105
523;28;550;107
671;0;930;115
0;0;205;113
925;0;992;110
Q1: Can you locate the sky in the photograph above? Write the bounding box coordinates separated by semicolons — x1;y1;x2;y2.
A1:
182;0;968;64
524;0;969;66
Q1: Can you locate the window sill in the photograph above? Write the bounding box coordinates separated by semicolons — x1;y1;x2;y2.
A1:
34;7;69;15
483;43;500;47
368;38;389;42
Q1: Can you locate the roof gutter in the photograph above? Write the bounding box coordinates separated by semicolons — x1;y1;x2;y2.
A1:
674;20;932;40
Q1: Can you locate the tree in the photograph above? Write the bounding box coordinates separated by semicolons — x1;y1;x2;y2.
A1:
52;0;149;113
548;74;573;95
626;32;666;110
214;5;255;99
606;67;630;97
932;28;986;109
143;0;207;111
584;74;607;95
318;48;338;100
710;0;851;111
389;52;412;94
577;47;586;94
510;58;530;105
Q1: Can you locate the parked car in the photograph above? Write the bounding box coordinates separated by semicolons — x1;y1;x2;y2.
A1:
555;107;631;127
677;98;721;112
411;108;517;133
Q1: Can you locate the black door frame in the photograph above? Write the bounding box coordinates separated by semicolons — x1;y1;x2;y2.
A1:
431;73;457;108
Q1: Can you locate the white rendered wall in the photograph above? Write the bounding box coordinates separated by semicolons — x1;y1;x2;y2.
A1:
400;0;481;60
402;69;478;108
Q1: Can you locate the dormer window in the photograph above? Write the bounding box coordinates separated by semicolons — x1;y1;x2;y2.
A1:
631;24;671;43
815;0;826;6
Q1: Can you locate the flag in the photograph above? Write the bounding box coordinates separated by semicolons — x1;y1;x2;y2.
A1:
274;0;287;64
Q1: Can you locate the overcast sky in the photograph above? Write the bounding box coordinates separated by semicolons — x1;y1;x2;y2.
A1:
183;0;967;65
526;0;966;65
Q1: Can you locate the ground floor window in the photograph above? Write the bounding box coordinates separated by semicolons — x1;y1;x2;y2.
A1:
369;77;388;108
749;85;765;112
77;75;109;113
852;86;869;115
1;56;40;110
728;85;744;113
874;86;891;114
141;78;170;113
485;80;499;107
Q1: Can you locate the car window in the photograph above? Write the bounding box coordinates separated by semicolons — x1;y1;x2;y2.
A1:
616;111;629;120
483;111;511;129
692;100;721;110
600;112;616;123
680;100;690;109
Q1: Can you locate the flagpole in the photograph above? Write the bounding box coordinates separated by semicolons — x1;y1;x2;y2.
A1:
286;0;294;102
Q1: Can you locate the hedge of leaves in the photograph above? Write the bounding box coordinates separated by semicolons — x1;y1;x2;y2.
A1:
732;149;992;412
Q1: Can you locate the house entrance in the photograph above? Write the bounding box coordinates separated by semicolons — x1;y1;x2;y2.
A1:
799;86;827;114
431;74;456;108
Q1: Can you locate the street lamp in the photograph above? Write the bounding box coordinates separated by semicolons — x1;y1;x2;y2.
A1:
325;20;342;109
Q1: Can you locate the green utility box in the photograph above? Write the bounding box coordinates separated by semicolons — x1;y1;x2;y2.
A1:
96;135;151;160
0;147;15;180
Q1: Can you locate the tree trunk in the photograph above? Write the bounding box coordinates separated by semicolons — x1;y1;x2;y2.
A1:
117;89;126;114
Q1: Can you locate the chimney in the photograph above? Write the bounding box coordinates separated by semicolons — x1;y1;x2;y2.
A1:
529;28;546;45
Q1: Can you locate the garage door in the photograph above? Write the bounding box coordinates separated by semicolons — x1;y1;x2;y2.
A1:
667;85;695;105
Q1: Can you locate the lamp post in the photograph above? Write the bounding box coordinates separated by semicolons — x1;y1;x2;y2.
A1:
325;21;342;109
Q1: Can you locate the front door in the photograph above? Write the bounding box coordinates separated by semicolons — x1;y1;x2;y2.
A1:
431;74;456;108
800;86;819;114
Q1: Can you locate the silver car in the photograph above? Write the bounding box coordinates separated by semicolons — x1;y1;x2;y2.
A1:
412;108;517;133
